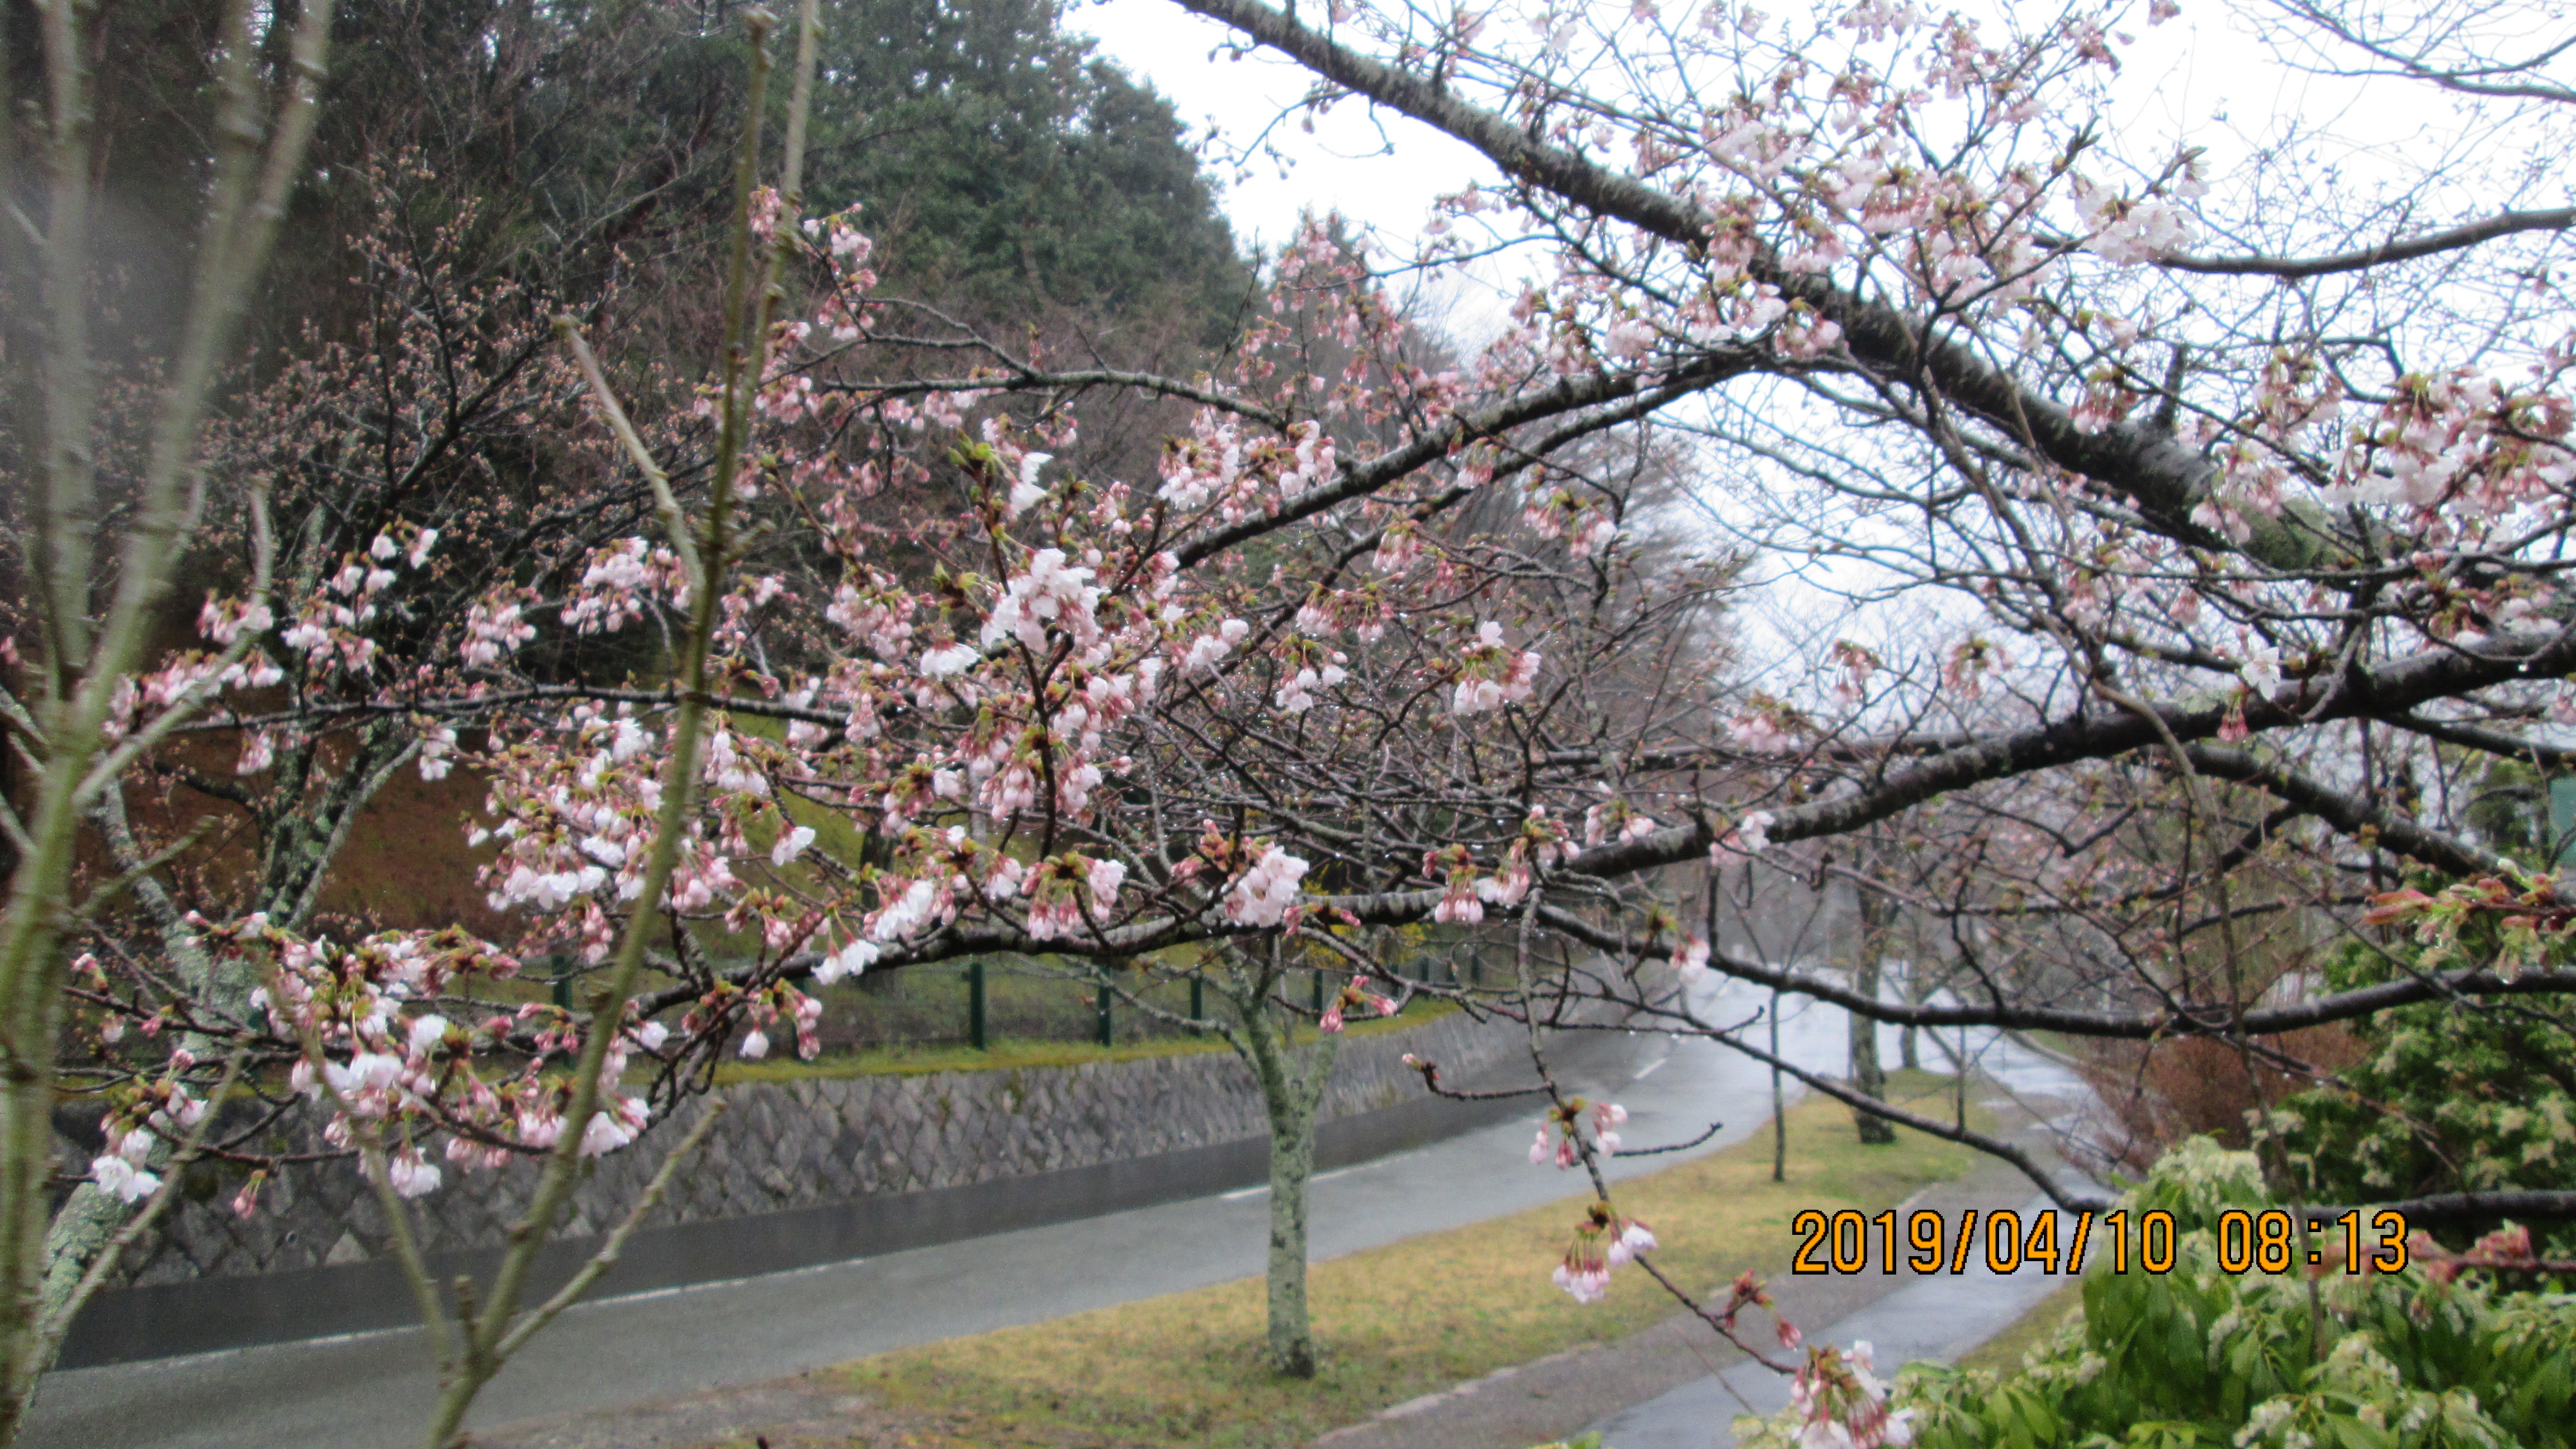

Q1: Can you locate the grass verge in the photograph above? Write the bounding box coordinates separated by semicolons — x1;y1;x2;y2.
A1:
783;1073;1979;1449
1950;1277;2084;1375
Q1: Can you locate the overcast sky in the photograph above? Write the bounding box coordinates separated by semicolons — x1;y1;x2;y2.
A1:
1065;0;2508;680
1071;0;2494;261
1072;1;2346;248
1077;0;1493;252
1066;0;2440;349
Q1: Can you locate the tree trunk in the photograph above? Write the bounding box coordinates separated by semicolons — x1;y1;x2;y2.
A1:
1849;947;1895;1144
1769;987;1787;1182
1898;949;1939;1072
1847;882;1897;1145
1227;974;1338;1378
1261;1079;1320;1377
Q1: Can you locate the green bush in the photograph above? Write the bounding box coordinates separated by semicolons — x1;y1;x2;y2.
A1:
2277;940;2576;1257
1734;1139;2576;1449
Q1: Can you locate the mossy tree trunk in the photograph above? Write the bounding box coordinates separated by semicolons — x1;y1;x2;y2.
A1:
35;724;418;1349
1848;949;1895;1144
1210;944;1339;1378
1846;869;1897;1146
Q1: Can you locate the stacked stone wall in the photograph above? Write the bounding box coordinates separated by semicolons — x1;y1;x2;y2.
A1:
106;1005;1521;1286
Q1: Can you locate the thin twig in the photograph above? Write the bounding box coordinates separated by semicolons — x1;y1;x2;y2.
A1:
491;1100;730;1361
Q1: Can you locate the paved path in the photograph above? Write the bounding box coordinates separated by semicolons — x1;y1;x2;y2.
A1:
1588;1192;2089;1448
1317;1045;2105;1449
1592;1064;2110;1449
29;979;1859;1449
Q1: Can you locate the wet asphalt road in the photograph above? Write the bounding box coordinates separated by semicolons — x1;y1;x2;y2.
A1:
31;980;1864;1449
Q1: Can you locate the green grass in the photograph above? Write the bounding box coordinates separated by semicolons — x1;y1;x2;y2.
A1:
709;1035;1230;1084
707;997;1460;1084
761;1075;1984;1449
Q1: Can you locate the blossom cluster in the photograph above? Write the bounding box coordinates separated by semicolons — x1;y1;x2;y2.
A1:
1551;1200;1659;1304
1531;1096;1629;1169
107;916;676;1214
1318;975;1398;1034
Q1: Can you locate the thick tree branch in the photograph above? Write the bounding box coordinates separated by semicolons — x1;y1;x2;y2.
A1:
1173;347;1757;567
1567;626;2576;873
2384;712;2576;769
1169;0;2301;570
2181;743;2523;880
2153;206;2576;277
2346;1188;2576;1225
1529;903;2576;1041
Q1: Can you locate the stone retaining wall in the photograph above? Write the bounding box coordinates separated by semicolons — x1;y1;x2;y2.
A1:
106;1006;1523;1288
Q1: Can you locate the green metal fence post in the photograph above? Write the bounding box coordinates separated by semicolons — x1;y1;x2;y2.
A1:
1096;982;1114;1046
967;960;988;1050
1310;968;1324;1015
1189;976;1204;1033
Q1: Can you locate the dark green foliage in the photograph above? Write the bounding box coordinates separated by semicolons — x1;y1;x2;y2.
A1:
287;0;754;306
2279;939;2576;1254
17;0;1247;360
1801;1140;2576;1449
803;0;1252;337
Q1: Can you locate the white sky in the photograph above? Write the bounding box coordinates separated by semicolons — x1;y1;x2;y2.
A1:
1076;0;1499;253
1068;1;2390;255
1068;0;2463;348
1066;0;2529;683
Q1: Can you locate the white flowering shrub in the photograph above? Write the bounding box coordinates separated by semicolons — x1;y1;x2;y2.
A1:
1732;1140;2576;1449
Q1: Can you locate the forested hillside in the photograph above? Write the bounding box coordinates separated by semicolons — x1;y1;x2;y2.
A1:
8;0;1252;937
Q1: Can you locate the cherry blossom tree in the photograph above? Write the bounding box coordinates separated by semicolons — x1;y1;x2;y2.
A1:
1107;0;2576;1196
416;209;1745;1374
14;1;1741;1401
17;0;2576;1442
24;166;699;1368
0;1;839;1443
352;0;2576;1420
1107;0;2576;1432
